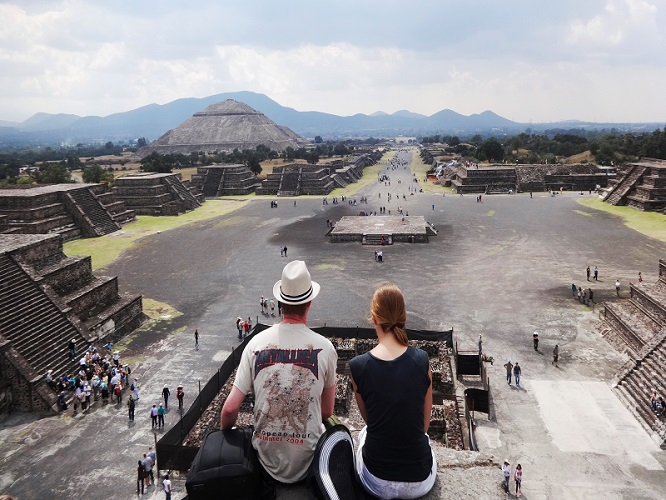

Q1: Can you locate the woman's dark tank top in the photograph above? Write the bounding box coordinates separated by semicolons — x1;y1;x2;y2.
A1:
349;346;433;482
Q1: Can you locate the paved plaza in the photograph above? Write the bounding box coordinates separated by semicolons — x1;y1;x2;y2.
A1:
1;149;665;499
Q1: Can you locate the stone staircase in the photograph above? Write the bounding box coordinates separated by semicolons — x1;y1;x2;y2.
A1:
66;188;121;236
600;260;666;447
362;234;393;245
278;170;300;196
163;174;201;210
615;336;666;447
94;191;136;225
0;253;88;379
331;173;348;188
602;299;663;358
604;164;646;205
202;167;224;196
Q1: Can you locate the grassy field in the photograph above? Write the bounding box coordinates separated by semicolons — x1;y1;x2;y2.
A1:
578;198;666;243
64;199;248;270
409;150;455;194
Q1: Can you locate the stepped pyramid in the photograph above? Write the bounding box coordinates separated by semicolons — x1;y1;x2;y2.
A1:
136;100;306;158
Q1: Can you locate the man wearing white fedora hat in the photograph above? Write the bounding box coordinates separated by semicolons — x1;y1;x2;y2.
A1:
221;260;338;484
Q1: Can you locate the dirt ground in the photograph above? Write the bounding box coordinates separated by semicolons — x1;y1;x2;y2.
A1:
1;148;665;499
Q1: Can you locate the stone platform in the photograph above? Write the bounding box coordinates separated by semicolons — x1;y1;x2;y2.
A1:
329;215;436;243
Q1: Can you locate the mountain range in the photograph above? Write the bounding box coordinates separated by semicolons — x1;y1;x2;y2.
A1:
0;91;664;145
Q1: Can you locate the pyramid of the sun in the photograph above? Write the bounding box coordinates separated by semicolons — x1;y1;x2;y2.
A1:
136;99;305;157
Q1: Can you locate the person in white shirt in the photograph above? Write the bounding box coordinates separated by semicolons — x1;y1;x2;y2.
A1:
502;460;512;493
163;474;171;500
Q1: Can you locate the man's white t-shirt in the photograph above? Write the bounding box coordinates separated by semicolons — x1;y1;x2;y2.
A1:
233;323;338;483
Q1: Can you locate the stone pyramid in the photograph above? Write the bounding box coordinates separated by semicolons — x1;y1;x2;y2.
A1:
137;99;305;157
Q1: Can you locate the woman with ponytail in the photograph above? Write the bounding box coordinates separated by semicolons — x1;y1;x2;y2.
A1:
349;283;436;499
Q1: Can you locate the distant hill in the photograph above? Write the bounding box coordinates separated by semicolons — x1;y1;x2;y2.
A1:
0;91;664;146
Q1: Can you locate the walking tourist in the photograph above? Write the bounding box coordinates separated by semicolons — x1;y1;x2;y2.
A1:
150;404;158;429
194;328;199;349
615;279;621;296
176;384;184;410
478;334;483;355
158;403;165;429
137;460;145;494
142;454;152;487
552;345;559;367
514;362;522;388
533;331;539;351
162;384;170;409
236;316;243;339
586;266;591;281
502;461;512;493
504;360;514;385
514;464;523;496
127;394;135;422
132;378;140;400
594;265;599;280
163;474;172;500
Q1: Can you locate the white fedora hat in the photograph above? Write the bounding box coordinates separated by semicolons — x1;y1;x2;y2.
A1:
273;260;320;305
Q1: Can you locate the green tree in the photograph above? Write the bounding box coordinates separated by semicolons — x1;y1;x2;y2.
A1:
38;162;73;183
140;152;173;173
314;136;323;144
137;137;147;148
82;164;114;184
333;142;349;156
246;155;262;174
478;138;505;162
470;134;483;146
66;155;83;170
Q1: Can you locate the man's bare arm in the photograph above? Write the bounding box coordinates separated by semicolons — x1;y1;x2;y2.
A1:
321;384;336;420
220;386;246;429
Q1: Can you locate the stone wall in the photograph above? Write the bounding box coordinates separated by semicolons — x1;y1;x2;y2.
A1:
0;340;55;414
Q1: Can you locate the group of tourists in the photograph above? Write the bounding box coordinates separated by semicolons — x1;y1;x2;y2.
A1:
136;446;170;498
235;316;254;340
259;295;277;316
571;283;594;306
220;261;437;499
50;345;134;415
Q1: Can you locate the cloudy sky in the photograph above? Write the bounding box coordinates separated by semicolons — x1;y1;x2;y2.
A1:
1;0;664;123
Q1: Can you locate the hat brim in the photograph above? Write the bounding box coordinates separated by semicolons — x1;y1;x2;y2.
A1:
273;279;320;305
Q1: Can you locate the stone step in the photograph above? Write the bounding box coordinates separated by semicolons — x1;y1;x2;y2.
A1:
0;289;55;327
618;383;658;431
19;324;78;366
5;308;69;345
642;363;666;394
623;376;652;408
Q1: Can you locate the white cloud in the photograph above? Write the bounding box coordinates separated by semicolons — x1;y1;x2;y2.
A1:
568;0;661;54
0;0;665;123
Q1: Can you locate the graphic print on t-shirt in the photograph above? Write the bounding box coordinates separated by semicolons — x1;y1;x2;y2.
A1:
254;354;319;436
254;348;323;379
254;348;322;439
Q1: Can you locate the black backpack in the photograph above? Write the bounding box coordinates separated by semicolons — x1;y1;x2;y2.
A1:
186;427;262;500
